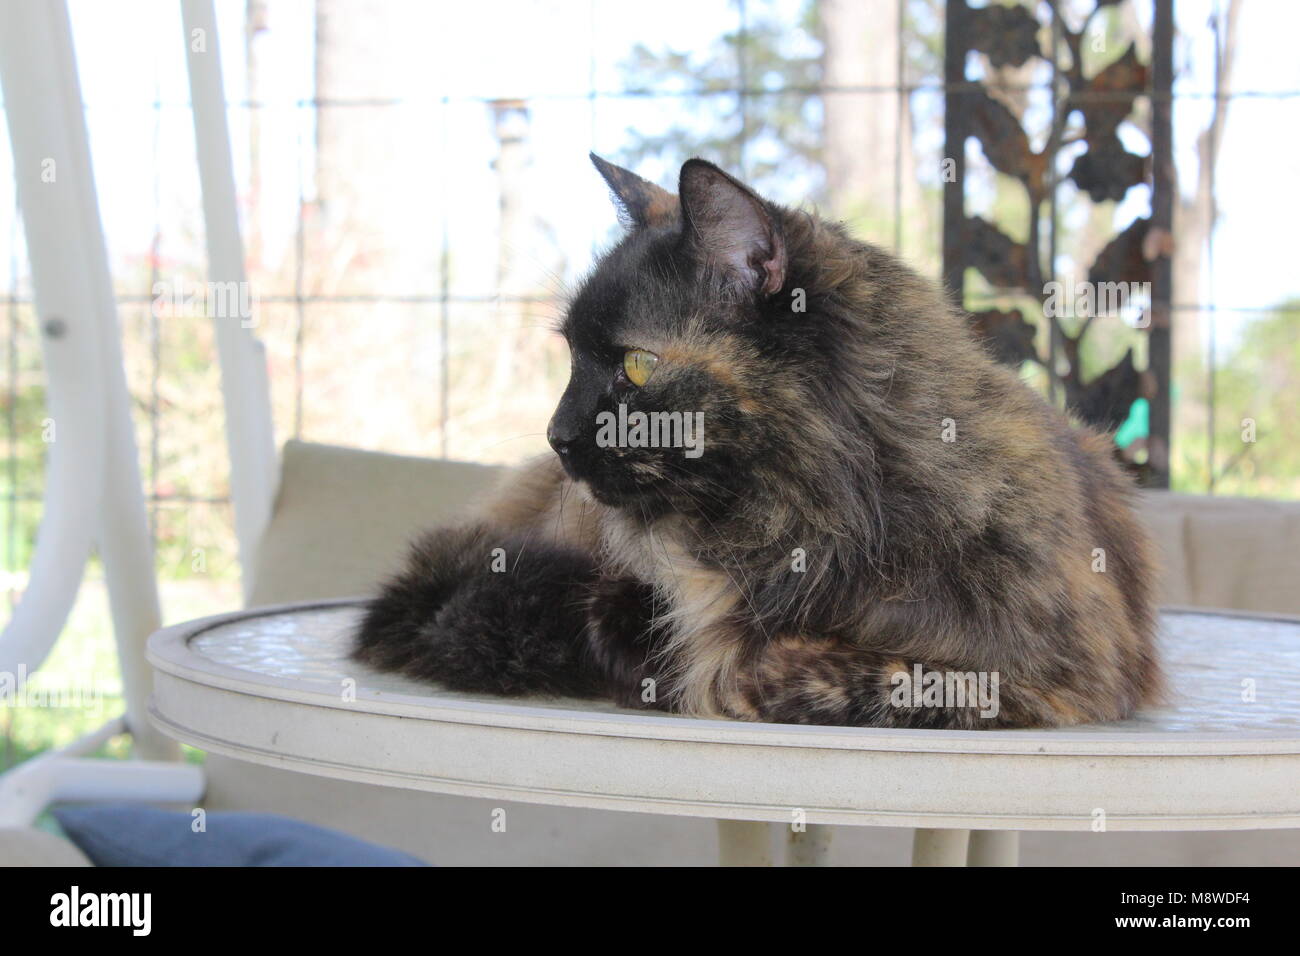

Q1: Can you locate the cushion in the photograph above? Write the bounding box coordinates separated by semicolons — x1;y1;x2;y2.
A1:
53;805;428;867
249;440;506;606
1138;490;1300;613
1185;509;1300;614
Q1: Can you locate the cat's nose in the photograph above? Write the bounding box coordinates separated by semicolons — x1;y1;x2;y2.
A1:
547;422;576;456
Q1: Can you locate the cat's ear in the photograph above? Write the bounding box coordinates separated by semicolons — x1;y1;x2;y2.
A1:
678;159;786;297
590;154;679;230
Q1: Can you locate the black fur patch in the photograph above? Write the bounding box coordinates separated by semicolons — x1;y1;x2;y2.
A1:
353;524;605;698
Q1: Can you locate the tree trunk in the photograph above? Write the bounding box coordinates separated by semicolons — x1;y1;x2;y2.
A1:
819;0;919;244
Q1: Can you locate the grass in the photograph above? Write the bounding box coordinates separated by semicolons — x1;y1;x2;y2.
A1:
1;567;239;773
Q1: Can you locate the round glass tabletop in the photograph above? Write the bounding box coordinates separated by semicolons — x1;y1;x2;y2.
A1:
186;602;1300;736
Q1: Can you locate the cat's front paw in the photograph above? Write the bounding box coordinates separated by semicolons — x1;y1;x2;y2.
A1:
584;576;672;710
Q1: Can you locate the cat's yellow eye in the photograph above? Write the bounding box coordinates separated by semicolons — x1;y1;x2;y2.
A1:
623;349;659;387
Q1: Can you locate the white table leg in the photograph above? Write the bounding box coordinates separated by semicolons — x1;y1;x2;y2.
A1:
911;828;970;866
967;829;1020;866
785;824;832;866
717;820;773;866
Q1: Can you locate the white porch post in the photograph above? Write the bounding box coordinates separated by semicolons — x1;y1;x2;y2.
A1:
181;0;278;602
0;0;173;759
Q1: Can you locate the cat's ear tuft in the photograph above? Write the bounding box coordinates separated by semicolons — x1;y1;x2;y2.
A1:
678;159;786;297
590;154;679;230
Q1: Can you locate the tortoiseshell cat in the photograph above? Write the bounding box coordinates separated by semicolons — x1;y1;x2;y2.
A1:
353;155;1161;728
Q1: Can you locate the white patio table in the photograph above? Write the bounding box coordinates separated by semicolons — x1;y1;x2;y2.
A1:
146;599;1300;866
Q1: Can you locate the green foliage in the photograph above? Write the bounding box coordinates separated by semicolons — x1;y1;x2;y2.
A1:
0;382;49;573
617;8;823;198
1172;303;1300;499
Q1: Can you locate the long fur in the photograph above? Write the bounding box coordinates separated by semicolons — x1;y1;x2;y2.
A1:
353;157;1161;729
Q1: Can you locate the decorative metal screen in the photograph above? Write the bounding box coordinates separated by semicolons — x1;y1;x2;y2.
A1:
943;0;1174;487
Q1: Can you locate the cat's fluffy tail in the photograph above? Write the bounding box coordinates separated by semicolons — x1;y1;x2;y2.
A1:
352;523;606;698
